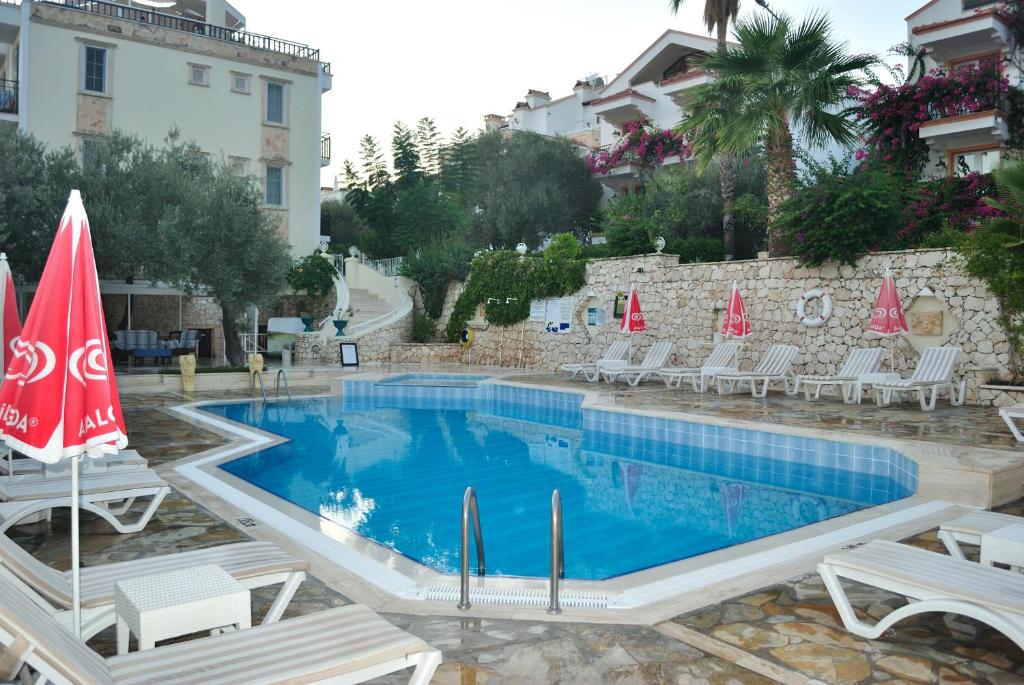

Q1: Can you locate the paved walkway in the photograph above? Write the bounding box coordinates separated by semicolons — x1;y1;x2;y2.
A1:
7;381;1024;683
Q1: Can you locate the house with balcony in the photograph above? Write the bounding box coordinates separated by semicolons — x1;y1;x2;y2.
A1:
907;0;1020;178
0;0;332;255
485;30;724;195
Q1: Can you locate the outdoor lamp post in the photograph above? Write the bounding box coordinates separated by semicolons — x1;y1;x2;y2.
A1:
516;242;528;256
654;236;666;254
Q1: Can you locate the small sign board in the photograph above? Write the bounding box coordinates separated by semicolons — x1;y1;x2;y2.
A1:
339;342;359;367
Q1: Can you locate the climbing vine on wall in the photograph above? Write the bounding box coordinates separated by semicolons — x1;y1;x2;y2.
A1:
444;249;587;342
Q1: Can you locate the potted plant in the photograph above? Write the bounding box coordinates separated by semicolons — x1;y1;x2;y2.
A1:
332;307;352;337
287;253;336;333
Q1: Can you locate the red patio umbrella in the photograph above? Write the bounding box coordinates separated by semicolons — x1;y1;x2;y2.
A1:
868;268;909;371
620;285;646;362
0;253;21;378
722;281;752;339
0;190;128;637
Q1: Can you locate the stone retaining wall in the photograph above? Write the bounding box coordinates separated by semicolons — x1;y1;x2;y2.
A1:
437;249;1012;402
293;307;414;364
978;385;1024;408
389;343;464;364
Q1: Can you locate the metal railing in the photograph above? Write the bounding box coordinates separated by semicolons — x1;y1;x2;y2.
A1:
362;256;405;278
321;133;331;163
275;369;291;401
250;370;267;402
40;0;326;66
548;490;564;615
0;79;17;115
457;486;485;610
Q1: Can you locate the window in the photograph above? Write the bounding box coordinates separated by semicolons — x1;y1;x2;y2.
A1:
83;46;107;94
265;165;284;206
80;138;101;170
231;72;250;94
188;64;210;86
950;146;1001;177
949;51;1001;74
266;82;285;124
230;157;248;176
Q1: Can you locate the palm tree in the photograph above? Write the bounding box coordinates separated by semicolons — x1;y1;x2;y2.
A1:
678;13;876;256
670;0;740;259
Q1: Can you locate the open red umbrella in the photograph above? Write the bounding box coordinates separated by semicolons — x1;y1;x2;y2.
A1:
868;268;909;371
620;285;646;362
0;190;127;637
0;253;21;378
722;281;751;339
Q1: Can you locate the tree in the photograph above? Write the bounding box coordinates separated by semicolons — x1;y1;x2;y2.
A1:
359;135;390;190
678;12;876;255
416;117;442;176
472;130;601;248
162;160;291;366
391;121;422;189
669;0;741;259
320;199;368;252
439;127;477;204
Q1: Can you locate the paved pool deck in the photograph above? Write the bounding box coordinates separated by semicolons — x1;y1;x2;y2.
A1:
7;372;1024;683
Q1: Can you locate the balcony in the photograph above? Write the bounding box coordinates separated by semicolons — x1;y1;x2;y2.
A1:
919;109;1007;142
38;0;329;71
590;89;655;127
0;78;16;120
659;69;714;102
910;7;1009;63
320;133;330;167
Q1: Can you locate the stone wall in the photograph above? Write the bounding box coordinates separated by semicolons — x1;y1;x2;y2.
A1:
293;307;414;364
100;294;226;361
978;385;1024;408
389;343;465;364
437;249;1012;402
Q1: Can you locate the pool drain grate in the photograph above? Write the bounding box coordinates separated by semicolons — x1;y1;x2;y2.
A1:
419;585;608;609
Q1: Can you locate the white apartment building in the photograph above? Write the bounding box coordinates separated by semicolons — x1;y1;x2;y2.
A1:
485;30;722;194
906;0;1020;178
0;0;332;256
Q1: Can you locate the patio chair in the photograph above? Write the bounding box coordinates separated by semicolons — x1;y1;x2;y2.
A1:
560;340;630;382
872;346;965;411
0;448;147;478
0;532;309;640
656;342;740;392
1001;404;1024;443
0;469;169;534
714;344;799;398
601;342;674;386
818;539;1024;650
0;570;443;685
937;509;1024;560
162;329;200;354
794;347;886;403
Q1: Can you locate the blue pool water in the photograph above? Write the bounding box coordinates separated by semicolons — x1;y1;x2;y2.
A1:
374;373;491;387
206;385;914;580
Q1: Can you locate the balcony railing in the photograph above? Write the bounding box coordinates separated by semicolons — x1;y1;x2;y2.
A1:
0;79;17;115
39;0;326;68
321;133;331;163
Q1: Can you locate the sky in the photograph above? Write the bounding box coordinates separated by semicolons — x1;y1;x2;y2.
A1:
234;0;920;187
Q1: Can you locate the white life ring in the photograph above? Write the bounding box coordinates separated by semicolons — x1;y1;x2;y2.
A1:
796;289;832;327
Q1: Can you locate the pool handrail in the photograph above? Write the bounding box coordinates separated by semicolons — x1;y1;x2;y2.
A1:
548;489;564;615
275;368;292;401
458;486;485;610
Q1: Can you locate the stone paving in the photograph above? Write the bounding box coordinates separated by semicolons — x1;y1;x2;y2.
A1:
5;382;1024;684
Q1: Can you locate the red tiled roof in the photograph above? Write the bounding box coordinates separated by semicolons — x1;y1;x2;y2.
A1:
591;88;656;107
659;69;711;87
912;8;1006;36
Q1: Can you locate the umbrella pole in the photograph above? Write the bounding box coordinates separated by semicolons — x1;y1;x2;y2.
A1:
71;455;82;638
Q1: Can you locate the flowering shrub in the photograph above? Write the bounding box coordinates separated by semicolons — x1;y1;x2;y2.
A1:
585;120;692;174
852;61;1010;173
895;173;1003;248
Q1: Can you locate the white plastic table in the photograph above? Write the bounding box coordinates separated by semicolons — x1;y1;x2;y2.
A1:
853;372;901;405
114;564;251;654
981;523;1024;570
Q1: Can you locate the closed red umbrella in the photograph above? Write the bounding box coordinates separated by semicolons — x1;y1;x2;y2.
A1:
0;253;21;378
722;281;751;339
620;285;646;362
0;190;127;637
868;268;909;371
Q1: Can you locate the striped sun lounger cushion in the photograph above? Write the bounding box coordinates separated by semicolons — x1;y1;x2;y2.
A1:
717;345;798;378
799;348;886;382
660;342;739;375
0;470;167;502
876;347;960;388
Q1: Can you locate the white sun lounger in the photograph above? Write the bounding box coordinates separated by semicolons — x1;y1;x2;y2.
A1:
794;347;886;403
0;532;309;640
1001;404;1024;443
872;346;965;411
819;539;1024;650
0;469;169;534
656;342;740;392
714;344;799;398
0;448;148;478
0;570;443;685
560;340;630;382
937;509;1024;560
601;342;674;386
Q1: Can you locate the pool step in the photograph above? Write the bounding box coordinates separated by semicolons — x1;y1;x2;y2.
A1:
419;585;609;609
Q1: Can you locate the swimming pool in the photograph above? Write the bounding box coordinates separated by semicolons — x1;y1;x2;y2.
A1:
203;382;915;581
373;373;491;388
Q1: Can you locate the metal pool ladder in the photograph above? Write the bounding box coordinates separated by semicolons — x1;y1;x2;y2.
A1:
250;371;267;402
458;486;485;610
549;489;564;615
275;369;292;400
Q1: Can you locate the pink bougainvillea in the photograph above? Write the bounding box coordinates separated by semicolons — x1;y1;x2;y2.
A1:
851;60;1010;173
896;173;1003;248
585;120;692;175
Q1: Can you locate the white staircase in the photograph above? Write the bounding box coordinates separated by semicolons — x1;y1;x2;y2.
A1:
345;289;392;328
